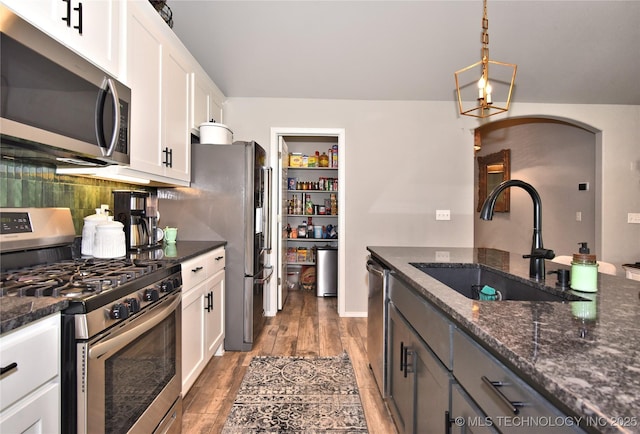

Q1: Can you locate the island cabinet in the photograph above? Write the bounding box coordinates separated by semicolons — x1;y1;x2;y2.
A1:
181;247;225;396
0;314;61;434
1;0;121;76
387;274;452;433
386;273;585;434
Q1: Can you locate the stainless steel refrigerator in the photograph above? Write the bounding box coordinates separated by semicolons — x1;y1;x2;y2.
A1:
159;141;272;351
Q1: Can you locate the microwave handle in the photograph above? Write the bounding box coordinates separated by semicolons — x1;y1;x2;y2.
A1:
95;77;121;157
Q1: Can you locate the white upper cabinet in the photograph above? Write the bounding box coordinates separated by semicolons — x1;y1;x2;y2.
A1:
1;0;121;76
192;65;225;131
125;0;191;184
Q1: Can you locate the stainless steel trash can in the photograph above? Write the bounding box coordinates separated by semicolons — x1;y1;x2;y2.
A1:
316;246;337;296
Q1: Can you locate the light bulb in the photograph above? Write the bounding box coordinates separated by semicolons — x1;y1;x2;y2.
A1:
477;76;486;98
486;83;493;104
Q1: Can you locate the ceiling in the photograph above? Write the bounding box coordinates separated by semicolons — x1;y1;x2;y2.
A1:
167;1;640;105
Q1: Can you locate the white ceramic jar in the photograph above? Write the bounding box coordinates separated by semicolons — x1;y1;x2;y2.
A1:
93;220;126;258
81;209;109;256
199;121;233;144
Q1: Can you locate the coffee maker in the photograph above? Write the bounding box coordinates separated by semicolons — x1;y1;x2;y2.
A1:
113;190;159;251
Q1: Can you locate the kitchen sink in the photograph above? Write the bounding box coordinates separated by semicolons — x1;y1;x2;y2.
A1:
410;263;587;302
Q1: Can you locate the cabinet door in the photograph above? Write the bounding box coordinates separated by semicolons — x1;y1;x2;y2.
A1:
192;68;224;130
161;46;191;182
387;303;418;434
3;0;120;76
126;2;163;176
205;270;225;359
181;284;206;396
0;383;60;434
450;384;498;434
388;302;451;434
413;329;450;433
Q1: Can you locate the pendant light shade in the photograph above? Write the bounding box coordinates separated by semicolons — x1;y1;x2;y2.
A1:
455;0;517;118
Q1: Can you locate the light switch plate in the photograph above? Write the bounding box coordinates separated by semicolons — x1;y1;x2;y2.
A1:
628;213;640;224
435;251;450;262
435;210;451;221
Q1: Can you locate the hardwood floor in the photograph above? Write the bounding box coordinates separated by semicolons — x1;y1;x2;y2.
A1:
181;288;398;434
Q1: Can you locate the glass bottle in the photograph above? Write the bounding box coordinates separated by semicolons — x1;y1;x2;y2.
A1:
319;152;329;167
305;194;314;215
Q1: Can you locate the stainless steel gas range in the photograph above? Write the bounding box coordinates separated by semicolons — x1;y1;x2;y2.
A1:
0;208;182;434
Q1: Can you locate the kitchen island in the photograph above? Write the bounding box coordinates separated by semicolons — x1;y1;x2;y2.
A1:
368;246;640;434
0;240;226;334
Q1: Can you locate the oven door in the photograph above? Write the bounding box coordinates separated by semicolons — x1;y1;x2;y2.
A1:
78;292;181;434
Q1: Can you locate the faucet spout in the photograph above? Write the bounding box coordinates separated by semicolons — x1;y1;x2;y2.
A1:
480;180;553;280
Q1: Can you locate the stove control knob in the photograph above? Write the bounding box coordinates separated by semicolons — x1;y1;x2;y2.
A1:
144;288;159;302
173;276;182;288
125;298;140;314
111;303;129;320
160;279;174;292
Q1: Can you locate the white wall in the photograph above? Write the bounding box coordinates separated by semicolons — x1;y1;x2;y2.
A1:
224;98;640;315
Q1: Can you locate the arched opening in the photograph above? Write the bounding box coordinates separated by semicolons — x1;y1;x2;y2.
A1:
474;116;599;259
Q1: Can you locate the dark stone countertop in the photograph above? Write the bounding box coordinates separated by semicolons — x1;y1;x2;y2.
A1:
367;246;640;434
0;240;226;335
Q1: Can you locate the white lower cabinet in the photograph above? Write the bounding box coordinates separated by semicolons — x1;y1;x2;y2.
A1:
181;247;225;396
0;314;61;434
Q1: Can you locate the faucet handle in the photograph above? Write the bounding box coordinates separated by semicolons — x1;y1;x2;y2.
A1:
523;248;555;260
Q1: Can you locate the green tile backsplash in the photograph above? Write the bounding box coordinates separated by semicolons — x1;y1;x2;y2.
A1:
0;160;155;234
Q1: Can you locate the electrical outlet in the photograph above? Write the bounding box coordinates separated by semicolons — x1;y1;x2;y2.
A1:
628;213;640;224
435;251;450;262
435;210;451;221
576;211;582;222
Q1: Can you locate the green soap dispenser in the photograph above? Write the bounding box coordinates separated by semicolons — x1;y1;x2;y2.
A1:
570;242;598;292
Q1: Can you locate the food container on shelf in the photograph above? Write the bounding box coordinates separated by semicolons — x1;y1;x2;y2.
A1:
199;121;233;145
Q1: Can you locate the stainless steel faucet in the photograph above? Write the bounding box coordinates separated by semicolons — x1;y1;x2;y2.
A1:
479;179;555;280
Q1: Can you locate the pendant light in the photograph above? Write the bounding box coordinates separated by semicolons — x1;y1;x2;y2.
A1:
454;0;517;118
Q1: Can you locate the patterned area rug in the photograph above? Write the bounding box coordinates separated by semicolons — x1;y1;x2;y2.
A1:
222;352;368;433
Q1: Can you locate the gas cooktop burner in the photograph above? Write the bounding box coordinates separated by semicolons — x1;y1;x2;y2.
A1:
0;258;167;299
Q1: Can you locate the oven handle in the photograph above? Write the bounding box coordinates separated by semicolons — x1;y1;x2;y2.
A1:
88;294;180;360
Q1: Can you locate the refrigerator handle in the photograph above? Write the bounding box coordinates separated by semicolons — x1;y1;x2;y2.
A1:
263;167;273;252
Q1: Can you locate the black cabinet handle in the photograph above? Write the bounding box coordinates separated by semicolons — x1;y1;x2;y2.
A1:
445;411;454;434
215;256;224;261
481;376;525;414
163;147;173;167
191;266;204;273
209;291;214;311
1;362;18;376
204;292;212;312
73;2;83;34
400;342;405;372
61;0;71;26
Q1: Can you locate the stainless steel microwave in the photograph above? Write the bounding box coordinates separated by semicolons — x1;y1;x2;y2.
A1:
0;5;130;167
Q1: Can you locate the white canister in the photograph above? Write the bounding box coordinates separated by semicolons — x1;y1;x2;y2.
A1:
199;121;233;145
93;220;126;258
81;208;109;256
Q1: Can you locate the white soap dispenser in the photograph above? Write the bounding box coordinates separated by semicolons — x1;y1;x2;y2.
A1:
570;242;598;292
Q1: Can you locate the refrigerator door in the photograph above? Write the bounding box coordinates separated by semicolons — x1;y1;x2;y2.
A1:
158;140;270;351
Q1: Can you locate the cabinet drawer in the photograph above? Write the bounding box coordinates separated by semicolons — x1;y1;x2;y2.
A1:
208;247;226;276
389;274;452;369
0;314;60;412
182;248;226;291
453;329;583;434
182;255;209;290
